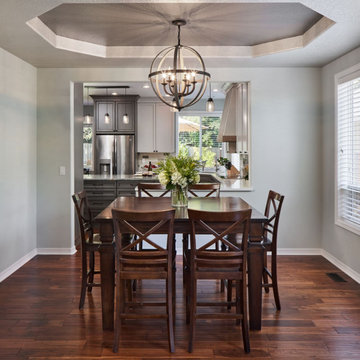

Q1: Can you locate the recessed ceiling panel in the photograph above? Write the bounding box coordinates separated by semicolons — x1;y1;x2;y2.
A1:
38;2;323;47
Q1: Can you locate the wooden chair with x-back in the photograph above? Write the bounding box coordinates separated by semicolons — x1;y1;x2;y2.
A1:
112;207;176;353
72;190;104;309
187;207;252;353
260;190;285;310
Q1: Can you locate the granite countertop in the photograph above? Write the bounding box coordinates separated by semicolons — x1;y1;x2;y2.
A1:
83;173;253;192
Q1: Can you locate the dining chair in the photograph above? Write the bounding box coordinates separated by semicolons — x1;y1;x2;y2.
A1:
260;190;285;310
183;183;221;288
187;208;252;354
72;190;103;309
137;182;170;197
112;207;176;353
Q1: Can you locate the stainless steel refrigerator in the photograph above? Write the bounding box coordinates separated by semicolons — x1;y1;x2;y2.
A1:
94;135;135;175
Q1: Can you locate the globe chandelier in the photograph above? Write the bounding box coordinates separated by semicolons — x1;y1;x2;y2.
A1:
148;19;211;112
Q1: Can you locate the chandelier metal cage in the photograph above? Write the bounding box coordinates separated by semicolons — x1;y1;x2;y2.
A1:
148;19;211;111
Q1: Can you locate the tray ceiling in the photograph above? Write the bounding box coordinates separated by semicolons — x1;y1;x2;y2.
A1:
38;3;322;47
1;1;360;68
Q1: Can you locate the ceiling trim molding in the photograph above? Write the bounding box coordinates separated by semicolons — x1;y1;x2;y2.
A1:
27;15;335;60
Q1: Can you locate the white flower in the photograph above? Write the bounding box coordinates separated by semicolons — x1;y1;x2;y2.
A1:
194;174;200;184
179;177;188;188
158;171;169;186
171;171;182;185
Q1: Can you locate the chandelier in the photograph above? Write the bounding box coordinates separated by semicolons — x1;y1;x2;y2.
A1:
148;19;211;112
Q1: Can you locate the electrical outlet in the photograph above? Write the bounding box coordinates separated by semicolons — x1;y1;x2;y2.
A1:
59;166;66;176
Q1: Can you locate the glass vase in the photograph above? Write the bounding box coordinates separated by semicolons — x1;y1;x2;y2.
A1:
171;186;188;207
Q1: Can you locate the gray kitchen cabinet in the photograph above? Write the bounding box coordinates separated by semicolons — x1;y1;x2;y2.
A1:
95;101;115;132
83;180;116;217
116;101;135;133
137;101;175;153
92;95;138;133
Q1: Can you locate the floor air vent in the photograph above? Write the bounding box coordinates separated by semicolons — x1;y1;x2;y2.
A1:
326;272;347;282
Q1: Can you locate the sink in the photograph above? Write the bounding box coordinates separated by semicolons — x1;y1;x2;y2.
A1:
199;173;220;184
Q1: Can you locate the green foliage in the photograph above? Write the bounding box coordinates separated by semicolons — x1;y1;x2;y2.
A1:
83;126;93;144
156;154;201;190
178;116;221;168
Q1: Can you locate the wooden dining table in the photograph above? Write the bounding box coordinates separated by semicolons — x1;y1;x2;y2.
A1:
94;196;267;332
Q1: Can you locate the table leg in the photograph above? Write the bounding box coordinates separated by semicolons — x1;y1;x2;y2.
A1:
99;222;115;331
247;244;264;330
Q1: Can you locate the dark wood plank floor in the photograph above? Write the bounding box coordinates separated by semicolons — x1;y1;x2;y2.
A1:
0;253;360;359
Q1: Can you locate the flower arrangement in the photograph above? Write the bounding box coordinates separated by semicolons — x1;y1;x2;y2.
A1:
156;155;201;206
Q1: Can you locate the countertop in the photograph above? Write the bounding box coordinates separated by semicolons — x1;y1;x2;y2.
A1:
83;173;253;192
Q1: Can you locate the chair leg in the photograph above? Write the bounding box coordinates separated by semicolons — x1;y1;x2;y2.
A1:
79;250;88;309
271;253;281;311
188;275;197;353
240;280;250;353
220;241;226;292
166;278;175;353
88;251;95;293
227;280;232;310
172;258;176;327
182;234;188;286
113;275;124;353
263;252;269;293
235;280;241;326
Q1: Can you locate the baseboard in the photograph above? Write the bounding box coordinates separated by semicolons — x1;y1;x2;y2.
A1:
321;249;360;284
0;249;37;282
2;246;359;286
37;246;77;255
277;248;322;255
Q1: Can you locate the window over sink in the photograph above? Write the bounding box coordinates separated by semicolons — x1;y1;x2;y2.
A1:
176;112;225;171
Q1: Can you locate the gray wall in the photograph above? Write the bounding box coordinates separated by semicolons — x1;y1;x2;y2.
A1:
0;47;37;274
37;67;322;251
321;46;360;274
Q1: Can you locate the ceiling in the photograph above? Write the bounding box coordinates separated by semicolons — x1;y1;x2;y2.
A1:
38;3;322;47
1;1;360;68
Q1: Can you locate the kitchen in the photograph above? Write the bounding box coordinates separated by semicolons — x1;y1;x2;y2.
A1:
1;0;360;358
80;81;251;219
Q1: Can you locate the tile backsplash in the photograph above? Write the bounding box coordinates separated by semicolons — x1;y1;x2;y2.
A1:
136;153;174;172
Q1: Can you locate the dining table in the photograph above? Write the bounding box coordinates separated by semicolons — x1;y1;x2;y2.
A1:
94;196;267;332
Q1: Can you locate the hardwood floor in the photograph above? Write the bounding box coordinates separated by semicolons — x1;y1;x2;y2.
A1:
0;253;360;359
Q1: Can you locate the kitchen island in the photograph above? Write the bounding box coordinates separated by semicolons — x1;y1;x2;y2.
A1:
83;173;252;217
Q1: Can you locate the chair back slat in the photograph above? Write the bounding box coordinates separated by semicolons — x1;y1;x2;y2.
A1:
72;190;94;247
188;183;220;198
137;183;170;197
188;208;251;274
263;190;284;250
112;208;175;271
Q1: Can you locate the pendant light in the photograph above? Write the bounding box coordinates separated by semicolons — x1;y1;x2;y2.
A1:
148;19;210;112
123;87;129;124
206;82;215;112
84;86;92;124
104;87;110;124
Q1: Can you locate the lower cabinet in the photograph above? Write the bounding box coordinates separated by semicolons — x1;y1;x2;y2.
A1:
83;180;117;218
84;180;138;217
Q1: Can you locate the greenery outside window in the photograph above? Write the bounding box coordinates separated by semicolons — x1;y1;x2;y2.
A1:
83;124;94;171
177;112;224;171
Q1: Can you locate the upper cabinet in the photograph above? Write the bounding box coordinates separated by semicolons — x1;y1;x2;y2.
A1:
91;95;138;133
137;101;175;153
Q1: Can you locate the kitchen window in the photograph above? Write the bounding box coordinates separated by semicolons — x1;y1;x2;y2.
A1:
176;112;224;171
335;65;360;234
